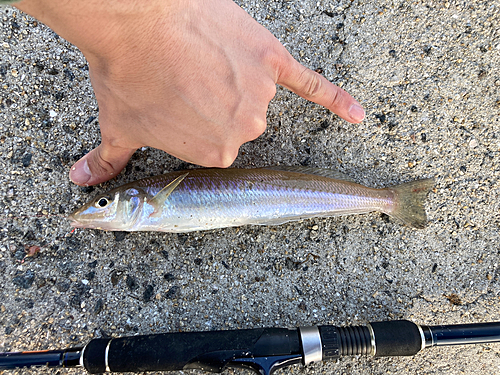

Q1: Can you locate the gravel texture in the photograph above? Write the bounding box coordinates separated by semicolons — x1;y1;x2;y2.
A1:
1;1;499;374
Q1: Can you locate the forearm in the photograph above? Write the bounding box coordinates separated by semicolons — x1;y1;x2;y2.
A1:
14;0;180;64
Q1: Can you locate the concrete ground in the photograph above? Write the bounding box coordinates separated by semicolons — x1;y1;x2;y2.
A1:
0;0;499;374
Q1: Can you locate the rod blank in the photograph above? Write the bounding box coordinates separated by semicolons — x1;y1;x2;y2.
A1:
0;348;82;370
423;322;500;347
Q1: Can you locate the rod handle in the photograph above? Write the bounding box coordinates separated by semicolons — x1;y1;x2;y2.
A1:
369;320;422;356
318;320;423;359
83;327;301;373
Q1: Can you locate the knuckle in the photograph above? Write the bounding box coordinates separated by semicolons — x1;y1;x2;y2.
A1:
236;115;267;143
248;117;267;140
217;157;235;169
264;82;277;102
206;147;238;169
262;44;293;83
92;148;116;175
261;45;285;72
327;87;344;110
301;70;323;98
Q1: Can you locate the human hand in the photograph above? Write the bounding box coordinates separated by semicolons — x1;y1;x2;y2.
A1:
16;0;365;186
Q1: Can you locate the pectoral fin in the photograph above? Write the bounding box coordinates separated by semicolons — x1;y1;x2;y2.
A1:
148;172;188;218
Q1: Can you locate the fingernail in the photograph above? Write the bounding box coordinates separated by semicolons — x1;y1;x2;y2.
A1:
69;159;91;185
348;104;365;122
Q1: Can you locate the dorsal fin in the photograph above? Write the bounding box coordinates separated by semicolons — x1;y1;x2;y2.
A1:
263;166;355;182
147;172;189;217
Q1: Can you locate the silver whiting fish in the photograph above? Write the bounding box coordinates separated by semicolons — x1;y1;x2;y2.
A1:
68;166;434;232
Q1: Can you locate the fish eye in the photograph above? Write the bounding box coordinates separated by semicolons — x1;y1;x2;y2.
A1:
95;197;110;208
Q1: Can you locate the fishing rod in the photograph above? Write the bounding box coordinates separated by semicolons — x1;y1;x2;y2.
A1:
1;320;499;375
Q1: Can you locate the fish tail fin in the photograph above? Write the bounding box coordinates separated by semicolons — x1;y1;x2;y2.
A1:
386;178;434;228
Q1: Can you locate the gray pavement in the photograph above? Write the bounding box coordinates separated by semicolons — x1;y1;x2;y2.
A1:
1;0;499;374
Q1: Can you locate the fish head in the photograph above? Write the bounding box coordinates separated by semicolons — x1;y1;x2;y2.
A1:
68;187;145;230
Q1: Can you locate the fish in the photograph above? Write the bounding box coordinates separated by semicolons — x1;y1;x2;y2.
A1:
68;166;434;232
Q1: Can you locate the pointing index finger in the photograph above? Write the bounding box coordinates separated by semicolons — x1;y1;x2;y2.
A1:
276;52;365;123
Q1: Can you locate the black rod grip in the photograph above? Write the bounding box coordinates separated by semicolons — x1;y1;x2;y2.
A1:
370;320;422;357
83;328;301;374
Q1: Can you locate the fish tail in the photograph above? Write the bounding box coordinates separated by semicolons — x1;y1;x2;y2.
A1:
386;178;434;228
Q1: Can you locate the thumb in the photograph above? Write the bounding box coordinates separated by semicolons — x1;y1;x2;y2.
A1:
276;51;365;123
69;143;136;186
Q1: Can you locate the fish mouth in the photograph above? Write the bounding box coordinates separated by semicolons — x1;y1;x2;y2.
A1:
67;214;106;230
66;214;89;229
